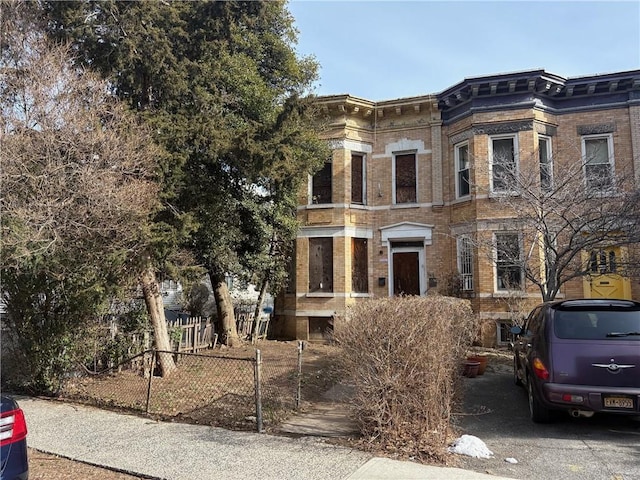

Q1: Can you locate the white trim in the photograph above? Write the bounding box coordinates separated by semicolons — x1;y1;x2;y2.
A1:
380;222;434;244
493;231;524;293
295;293;351;300
581;133;615;191
538;134;553;192
389;246;427;297
379;222;433;298
295;310;337;317
478;292;540;299
496;319;514;345
488;134;519;194
384;138;427;156
299;202;439;212
454;141;471;199
299;225;374;238
456;235;474;291
305;293;336;298
329;139;373;154
308;157;333;205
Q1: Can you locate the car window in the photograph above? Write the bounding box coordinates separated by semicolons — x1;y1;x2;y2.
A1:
554;309;640;340
523;307;543;335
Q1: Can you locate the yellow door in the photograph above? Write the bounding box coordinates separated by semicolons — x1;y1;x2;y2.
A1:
583;248;631;299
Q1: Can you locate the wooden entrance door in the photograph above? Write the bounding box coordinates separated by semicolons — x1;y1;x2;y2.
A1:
392;251;420;295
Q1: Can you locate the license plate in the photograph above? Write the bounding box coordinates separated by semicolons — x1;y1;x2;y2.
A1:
603;396;634;409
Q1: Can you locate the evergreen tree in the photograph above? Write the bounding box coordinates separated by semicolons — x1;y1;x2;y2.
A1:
39;0;328;344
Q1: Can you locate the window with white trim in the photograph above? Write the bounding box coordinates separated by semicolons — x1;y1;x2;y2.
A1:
538;136;553;193
311;159;332;204
582;134;614;192
497;320;515;344
490;135;518;193
455;142;470;198
457;235;474;291
495;232;522;290
393;152;417;204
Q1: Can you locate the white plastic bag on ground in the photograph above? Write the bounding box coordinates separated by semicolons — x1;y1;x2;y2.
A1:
448;434;494;459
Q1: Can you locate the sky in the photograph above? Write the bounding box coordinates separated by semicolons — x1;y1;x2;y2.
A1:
288;1;640;101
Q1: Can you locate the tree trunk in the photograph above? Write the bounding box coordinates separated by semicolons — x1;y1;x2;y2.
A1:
141;265;176;375
211;274;240;347
251;277;269;344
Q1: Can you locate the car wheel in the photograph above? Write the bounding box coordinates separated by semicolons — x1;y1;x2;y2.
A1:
513;358;523;386
527;375;552;423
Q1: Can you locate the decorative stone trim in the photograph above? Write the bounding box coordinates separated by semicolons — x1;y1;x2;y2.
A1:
384;138;426;156
449;129;474;145
577;123;616;135
328;139;373;153
473;120;533;135
534;123;558;136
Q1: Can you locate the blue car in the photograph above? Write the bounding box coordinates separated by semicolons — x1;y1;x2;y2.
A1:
0;395;28;480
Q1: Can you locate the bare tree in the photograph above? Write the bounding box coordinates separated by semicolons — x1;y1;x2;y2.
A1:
469;140;640;302
0;1;176;386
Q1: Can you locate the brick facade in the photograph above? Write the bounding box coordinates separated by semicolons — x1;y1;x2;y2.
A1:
272;69;640;346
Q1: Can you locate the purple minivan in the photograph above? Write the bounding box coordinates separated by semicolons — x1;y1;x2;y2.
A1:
511;299;640;423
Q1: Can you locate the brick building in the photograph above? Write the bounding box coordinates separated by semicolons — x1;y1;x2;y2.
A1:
273;69;640;346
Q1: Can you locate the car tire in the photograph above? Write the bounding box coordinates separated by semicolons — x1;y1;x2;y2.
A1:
527;375;552;423
513;358;523;386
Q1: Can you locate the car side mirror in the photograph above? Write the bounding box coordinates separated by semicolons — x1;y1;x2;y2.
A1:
510;325;523;336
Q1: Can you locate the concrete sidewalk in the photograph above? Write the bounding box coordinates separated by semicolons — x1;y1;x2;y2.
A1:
20;397;516;480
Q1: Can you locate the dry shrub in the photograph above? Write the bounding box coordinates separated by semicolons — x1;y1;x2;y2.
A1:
336;295;475;462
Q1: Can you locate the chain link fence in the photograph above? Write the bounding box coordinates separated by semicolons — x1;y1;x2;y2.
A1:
62;342;303;432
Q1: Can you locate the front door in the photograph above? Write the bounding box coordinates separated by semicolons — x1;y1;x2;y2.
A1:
584;248;630;299
390;243;425;296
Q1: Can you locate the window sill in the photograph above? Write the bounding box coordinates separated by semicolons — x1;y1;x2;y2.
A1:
350;293;371;298
452;196;472;205
306;204;335;209
492;291;526;298
306;292;335;298
489;191;520;199
391;203;419;209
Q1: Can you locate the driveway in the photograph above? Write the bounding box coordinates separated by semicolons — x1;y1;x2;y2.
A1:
452;355;640;480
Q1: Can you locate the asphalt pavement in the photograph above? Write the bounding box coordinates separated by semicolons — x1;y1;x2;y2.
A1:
453;360;640;480
20;396;516;480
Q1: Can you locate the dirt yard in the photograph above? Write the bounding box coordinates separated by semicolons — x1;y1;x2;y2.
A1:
28;340;341;479
29;449;143;480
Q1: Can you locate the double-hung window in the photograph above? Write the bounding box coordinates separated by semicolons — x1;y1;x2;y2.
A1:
490;135;518;193
351;153;366;204
538;136;553;192
311;159;332;204
455;142;470;198
582;135;614;192
495;233;522;290
457;235;474;291
393;152;417;204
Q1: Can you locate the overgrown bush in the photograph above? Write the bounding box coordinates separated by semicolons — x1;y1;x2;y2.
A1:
335;295;476;462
